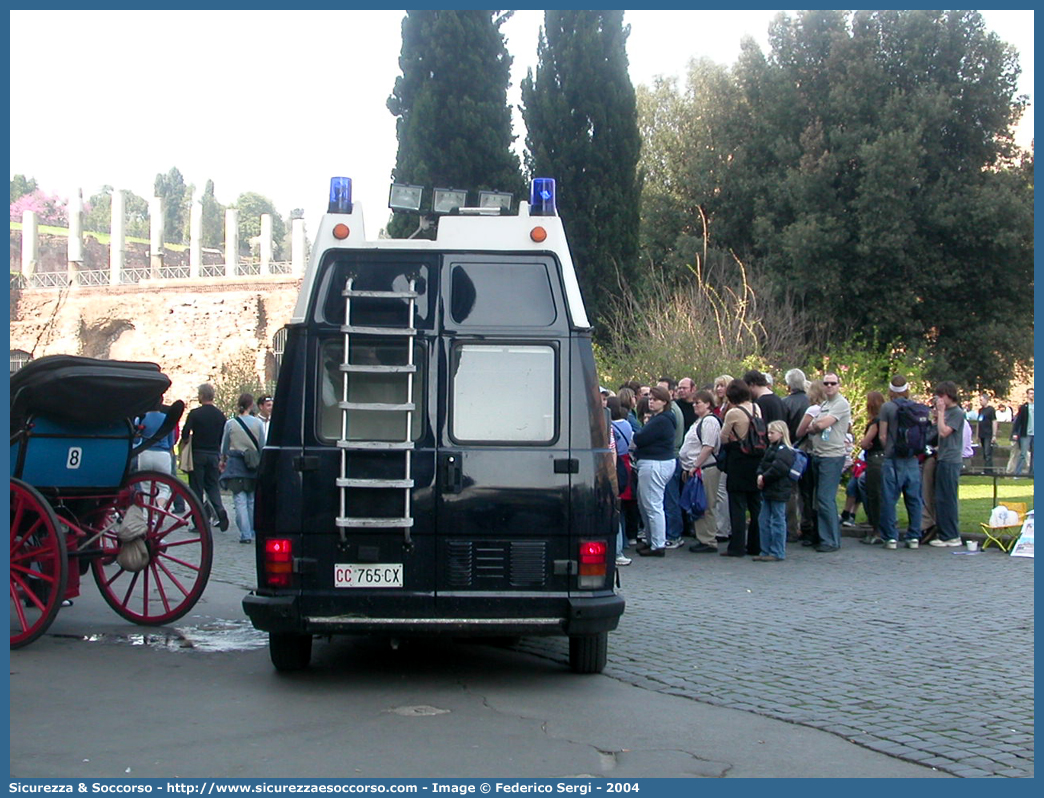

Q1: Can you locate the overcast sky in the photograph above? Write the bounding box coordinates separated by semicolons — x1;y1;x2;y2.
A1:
9;9;1034;239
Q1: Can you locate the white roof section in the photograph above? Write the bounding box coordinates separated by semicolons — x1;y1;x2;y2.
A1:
290;201;591;329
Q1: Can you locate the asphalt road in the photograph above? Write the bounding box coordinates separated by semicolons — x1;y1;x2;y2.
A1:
9;497;1033;779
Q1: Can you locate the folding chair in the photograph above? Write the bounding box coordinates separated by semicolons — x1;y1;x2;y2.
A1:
980;502;1028;552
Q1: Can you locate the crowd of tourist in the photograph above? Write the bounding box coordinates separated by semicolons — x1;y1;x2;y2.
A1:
134;385;273;544
604;371;1034;566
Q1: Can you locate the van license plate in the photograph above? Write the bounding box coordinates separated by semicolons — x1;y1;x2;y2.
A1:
334;564;403;588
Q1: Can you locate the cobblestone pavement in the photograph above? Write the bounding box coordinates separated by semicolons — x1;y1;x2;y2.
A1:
522;531;1035;779
207;496;1034;779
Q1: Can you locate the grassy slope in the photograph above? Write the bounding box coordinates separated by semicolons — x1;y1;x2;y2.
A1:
841;475;1034;538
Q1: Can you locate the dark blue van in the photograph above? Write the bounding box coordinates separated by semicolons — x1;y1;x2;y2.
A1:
243;178;625;673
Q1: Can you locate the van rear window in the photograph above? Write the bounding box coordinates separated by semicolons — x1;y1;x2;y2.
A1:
450;263;556;326
450;344;556;444
318;340;424;443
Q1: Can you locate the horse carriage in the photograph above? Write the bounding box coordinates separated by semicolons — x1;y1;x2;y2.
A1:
10;355;213;648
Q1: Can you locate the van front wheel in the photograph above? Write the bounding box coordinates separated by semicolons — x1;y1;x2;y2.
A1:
568;631;607;674
270;632;312;672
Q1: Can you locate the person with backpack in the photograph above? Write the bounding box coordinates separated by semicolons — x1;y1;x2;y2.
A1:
719;379;767;558
754;421;798;561
929;381;966;547
607;395;635;567
805;371;851;552
679;389;723;553
876;375;927;549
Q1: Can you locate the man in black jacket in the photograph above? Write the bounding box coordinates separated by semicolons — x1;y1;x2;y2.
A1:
182;383;230;531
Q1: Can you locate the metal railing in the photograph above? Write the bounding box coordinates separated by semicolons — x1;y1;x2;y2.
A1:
77;269;110;287
200;263;225;278
13;261;301;288
121;267;152;284
162;264;191;279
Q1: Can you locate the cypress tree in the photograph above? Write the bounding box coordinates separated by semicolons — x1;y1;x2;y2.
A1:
387;10;524;238
521;10;642;330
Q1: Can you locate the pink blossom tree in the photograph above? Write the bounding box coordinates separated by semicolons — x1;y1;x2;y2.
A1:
10;189;68;226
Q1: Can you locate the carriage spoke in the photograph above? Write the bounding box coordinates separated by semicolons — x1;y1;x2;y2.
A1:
92;471;212;625
10;479;68;648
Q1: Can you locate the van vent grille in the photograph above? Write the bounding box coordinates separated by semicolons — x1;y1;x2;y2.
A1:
510;542;547;586
447;541;473;588
445;541;547;588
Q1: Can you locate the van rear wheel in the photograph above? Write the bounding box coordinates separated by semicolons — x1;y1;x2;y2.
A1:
568;631;607;674
270;632;312;671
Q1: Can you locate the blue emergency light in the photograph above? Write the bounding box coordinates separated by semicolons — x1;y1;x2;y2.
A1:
530;178;557;216
328;177;353;213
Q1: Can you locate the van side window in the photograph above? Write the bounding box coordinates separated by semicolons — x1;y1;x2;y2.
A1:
318;340;424;442
450;344;556;443
450;263;556;326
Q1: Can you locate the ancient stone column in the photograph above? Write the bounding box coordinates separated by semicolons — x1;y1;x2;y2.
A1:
149;197;164;279
260;213;273;275
225;208;239;278
110;189;125;285
67;188;84;286
291;218;306;276
20;210;38;279
189;201;202;279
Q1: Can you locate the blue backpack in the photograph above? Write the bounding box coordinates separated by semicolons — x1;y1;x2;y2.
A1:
894;397;932;457
788;448;809;481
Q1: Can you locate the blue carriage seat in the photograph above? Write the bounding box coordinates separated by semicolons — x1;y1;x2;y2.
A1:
10;355;173;490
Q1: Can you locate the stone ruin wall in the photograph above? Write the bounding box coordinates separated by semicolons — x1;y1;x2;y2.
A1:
10;277;302;407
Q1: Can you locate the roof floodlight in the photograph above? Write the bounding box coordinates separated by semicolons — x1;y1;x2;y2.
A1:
478;190;513;211
432;188;468;215
388;183;424;213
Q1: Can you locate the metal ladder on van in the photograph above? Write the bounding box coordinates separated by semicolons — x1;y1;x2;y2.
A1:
336;275;417;548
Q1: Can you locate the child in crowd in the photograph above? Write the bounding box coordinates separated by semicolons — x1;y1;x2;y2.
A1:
755;420;797;562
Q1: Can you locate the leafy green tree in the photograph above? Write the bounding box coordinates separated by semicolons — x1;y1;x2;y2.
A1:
124;191;149;240
386;10;524;238
232;192;287;259
748;10;1030;391
637;9;1031;392
200;179;224;248
10;174;37;204
521;10;642;330
82;186;149;239
154;167;189;244
637;59;749;275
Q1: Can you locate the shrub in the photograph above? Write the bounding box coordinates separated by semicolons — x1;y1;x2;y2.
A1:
598;247;808;388
804;333;930;431
213;348;271;417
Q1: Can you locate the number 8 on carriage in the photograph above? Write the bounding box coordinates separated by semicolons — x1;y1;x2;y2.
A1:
242;177;625;673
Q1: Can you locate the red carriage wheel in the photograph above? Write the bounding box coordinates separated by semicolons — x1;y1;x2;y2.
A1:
91;470;212;625
10;478;68;649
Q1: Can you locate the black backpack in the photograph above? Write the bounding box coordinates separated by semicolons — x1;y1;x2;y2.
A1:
893;397;931;457
737;405;768;456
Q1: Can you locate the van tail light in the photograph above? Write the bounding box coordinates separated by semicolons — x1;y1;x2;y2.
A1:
578;540;608;588
264;538;293;588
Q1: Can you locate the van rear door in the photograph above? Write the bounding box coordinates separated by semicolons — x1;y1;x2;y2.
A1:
297;253;438;618
434;256;575;615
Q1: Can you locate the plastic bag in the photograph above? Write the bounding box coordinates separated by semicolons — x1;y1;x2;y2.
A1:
680;472;708;517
